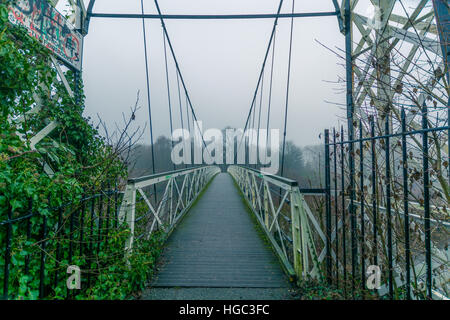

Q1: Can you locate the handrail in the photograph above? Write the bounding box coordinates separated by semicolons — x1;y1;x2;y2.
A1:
119;165;221;251
232;165;299;187
234;166;327;195
128;166;202;184
227;165;327;282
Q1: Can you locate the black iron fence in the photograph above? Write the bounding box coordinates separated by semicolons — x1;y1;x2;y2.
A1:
1;186;123;299
323;107;449;300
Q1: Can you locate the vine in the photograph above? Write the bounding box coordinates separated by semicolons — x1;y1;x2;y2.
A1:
0;0;160;300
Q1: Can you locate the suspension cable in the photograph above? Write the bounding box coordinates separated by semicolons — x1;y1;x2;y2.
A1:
176;72;185;134
140;0;157;202
140;0;156;172
280;0;296;177
256;71;265;168
185;93;192;166
162;29;175;170
176;71;187;168
265;29;277;165
185;95;194;166
250;97;256;165
237;0;284;155
185;94;191;134
153;0;212;162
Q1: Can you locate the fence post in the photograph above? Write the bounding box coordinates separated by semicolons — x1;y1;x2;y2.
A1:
359;120;365;292
324;129;332;284
333;128;339;286
385;114;394;299
87;197;95;288
422;106;432;299
340;126;347;296
105;182;111;241
97;189;104;254
3;205;12;300
370;116;378;269
401;108;411;300
54;204;63;290
79;199;86;257
114;183;119;228
39;214;48;299
25;200;32;275
344;0;356;296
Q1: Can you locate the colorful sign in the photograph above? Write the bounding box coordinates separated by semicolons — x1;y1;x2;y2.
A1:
8;0;83;71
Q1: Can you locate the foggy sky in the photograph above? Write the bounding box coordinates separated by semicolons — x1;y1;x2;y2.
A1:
80;0;348;147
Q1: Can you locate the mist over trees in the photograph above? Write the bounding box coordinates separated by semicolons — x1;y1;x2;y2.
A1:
127;132;325;188
128;136;175;177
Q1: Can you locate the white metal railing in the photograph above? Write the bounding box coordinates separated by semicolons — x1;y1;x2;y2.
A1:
119;166;220;250
228;165;330;282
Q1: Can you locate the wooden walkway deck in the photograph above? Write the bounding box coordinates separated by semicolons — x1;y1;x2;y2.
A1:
151;173;289;288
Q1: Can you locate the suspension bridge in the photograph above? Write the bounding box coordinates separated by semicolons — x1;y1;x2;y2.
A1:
1;0;449;300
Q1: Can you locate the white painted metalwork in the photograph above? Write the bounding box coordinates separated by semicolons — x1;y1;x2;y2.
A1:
338;0;448;154
228;165;333;282
119;166;221;251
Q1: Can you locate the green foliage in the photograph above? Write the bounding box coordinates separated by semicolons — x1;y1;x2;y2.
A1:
0;1;158;300
0;0;125;199
75;230;165;300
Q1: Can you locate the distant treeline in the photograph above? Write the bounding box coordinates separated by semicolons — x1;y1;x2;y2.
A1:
127;135;325;188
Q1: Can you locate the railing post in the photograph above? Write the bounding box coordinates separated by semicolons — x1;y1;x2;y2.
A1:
186;173;190;204
251;173;256;209
263;181;270;229
290;188;303;280
191;170;196;196
198;169;203;192
169;177;174;225
119;182;136;251
195;170;200;195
